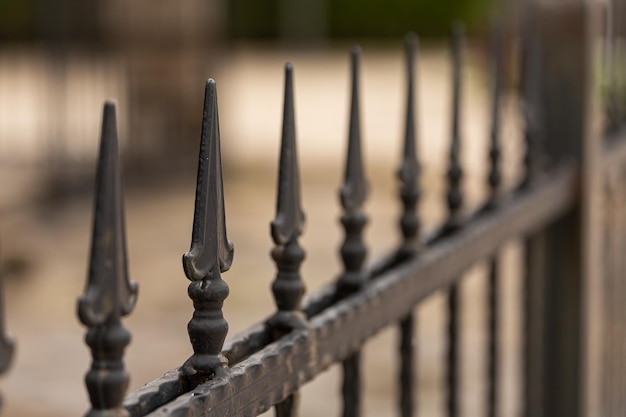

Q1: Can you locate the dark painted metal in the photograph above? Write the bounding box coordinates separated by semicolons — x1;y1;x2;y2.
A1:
487;258;499;417
145;164;577;417
444;25;466;417
181;79;234;383
270;63;307;417
336;45;369;417
399;313;414;417
0;251;14;410
520;13;546;417
78;100;138;417
341;353;361;417
519;13;542;191
0;262;13;378
484;24;503;212
337;45;369;298
398;32;421;261
483;23;504;417
270;62;307;331
397;32;420;417
443;24;465;236
447;286;459;417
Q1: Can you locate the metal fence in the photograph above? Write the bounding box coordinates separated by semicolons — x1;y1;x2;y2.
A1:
0;1;623;417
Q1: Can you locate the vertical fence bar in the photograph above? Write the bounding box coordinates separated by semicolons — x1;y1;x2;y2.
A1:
522;3;600;417
519;10;545;417
0;251;14;410
486;259;499;417
444;24;465;417
270;63;307;417
483;22;504;417
181;80;234;384
336;46;369;417
447;287;459;417
519;12;542;192
77;101;138;417
397;33;421;417
540;4;600;417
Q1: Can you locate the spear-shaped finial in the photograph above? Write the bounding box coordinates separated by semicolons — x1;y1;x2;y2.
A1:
270;63;307;331
336;45;370;417
340;46;368;214
271;63;305;247
337;45;369;298
443;23;465;235
484;21;504;211
397;32;421;260
181;79;234;382
78;100;138;417
519;13;542;190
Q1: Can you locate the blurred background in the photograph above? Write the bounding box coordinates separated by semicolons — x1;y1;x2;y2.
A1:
0;0;530;416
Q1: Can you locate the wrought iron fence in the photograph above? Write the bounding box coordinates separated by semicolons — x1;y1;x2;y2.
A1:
0;1;623;417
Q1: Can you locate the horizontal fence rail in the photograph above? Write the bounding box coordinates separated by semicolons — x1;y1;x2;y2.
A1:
133;165;577;417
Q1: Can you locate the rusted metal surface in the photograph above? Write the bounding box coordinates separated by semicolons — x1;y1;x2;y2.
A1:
138;163;577;417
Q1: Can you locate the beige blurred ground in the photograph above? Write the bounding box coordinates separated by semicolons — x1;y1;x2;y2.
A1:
0;45;525;417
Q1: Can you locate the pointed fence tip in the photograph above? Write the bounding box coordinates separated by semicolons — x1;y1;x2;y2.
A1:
202;78;217;105
183;79;234;282
101;100;118;140
350;45;361;71
283;63;294;103
341;44;368;212
271;64;305;245
78;100;137;327
283;64;294;101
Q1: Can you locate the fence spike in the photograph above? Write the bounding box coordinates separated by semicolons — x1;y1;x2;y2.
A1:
442;25;466;417
77;100;138;417
477;21;505;212
519;13;542;190
336;45;369;417
484;21;505;417
443;23;465;235
181;79;234;381
485;23;503;210
397;33;421;417
340;46;368;214
337;45;369;297
398;32;421;260
270;63;307;330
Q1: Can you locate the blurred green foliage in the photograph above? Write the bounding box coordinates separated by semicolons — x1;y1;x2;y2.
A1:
0;0;494;42
229;0;495;40
0;0;35;39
